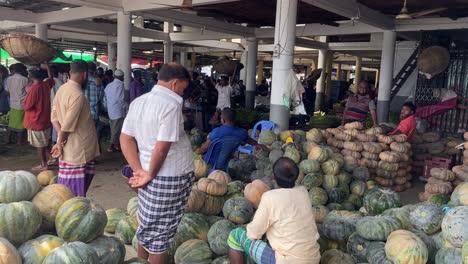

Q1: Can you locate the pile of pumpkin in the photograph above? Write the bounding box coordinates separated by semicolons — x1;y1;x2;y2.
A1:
0;170;147;264
451;132;468;185
322;121;413;192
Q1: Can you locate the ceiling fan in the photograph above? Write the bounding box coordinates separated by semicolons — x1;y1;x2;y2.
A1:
395;0;447;19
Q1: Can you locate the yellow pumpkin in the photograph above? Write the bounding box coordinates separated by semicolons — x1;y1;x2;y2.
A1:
385;230;428;264
362;142;383;154
37;170;55;186
379;151;401;163
390;142;409;153
197;178;227;196
391;134;407;143
365;127;384;135
244;180;271;208
194;160;209;179
335;132;352;141
343;141;363;152
207;170;231;184
344;121;364;130
343;129;359;137
0;238;21;264
418;191;431;201
376;134;393;144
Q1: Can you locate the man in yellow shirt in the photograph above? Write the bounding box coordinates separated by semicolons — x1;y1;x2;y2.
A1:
227;157;321;264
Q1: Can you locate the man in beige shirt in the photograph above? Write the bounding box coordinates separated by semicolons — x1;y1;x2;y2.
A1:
228;157;321;264
51;60;100;197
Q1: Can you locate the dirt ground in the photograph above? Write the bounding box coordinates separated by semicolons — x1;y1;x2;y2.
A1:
0;142;424;260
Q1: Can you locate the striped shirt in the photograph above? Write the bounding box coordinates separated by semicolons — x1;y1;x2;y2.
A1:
121;85;194;176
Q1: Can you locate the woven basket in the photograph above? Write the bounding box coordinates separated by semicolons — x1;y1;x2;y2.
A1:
0;34;55;65
417;45;450;78
212;58;243;74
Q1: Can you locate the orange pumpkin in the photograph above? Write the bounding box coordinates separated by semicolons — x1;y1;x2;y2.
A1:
376;134;393;144
37;170;55;186
197;178;227;196
390;142;409;153
194;160;209;179
244;180;271;208
185;189;206;213
343;141;363;152
362;142;383;154
207;170;231;184
379;151;401;163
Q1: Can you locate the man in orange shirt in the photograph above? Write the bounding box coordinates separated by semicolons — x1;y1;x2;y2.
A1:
389;102;417;140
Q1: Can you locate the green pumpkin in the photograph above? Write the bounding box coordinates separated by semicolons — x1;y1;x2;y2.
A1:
206;215;224;227
322;159;340;176
435;248;463;264
177;213;210;242
319;211;362;241
306;128;322;143
302;141;316;153
127;197;138;216
56;197;107;243
343;156;358;173
89;236;126;264
299;159;320;174
19;235;64;264
211;255;230;264
253;148;270;160
223;197;254;224
200;195;225;215
190;133;204;148
347;232;371;262
327;187;347;204
441;206;468;248
341;201;355;211
207;219;235;255
356;215;401;241
346;194;363;209
350;180;366;196
322;174;339;191
330;153;345;168
268;149;284;163
0;170;41;203
115;215;138;245
409;202;443;235
366;242;393;264
363;188;401;215
337;171;352;185
227;181;244;195
309;187;328;206
320;249;357;264
428;193;450;205
0;201;42;245
174;239;213;264
42;241;99;264
412;229;438;263
249;170;265;181
382;207;413;230
123;257;149;264
228;156;256;181
302;173;324;190
105;208;128;233
259;130;276;145
327;203;343;211
283;146;301;164
352;166;370;181
308;146;329;162
462;242;468;264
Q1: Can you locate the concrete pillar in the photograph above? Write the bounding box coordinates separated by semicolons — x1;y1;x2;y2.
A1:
377;31;397;123
336;63;342;80
163;22;174;63
239;50;248;81
325;51;333;98
35;24;48;40
117;12;132;90
107;42;116;71
315;43;327;111
353;56;362;93
245;37;258;109
256;60;264;84
270;0;297;131
180;51;187;68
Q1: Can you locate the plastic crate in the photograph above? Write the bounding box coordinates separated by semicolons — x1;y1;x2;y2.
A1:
423;157;451;179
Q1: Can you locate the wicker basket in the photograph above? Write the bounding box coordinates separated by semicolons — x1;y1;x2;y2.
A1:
0;33;55;65
417;45;450;78
212;57;244;74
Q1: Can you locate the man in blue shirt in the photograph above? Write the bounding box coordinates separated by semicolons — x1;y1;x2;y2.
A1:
195;108;265;167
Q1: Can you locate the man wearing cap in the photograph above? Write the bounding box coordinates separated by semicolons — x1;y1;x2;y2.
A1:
104;69;127;152
24;63;54;171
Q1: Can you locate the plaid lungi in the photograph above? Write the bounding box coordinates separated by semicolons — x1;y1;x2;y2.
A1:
136;172;195;254
228;227;276;264
58;160;95;197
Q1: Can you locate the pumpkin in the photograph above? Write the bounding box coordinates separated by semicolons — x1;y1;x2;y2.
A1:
0;201;42;245
350;180;366;196
378;161;400;172
399;153;410;162
362;151;379;160
427;193;450;205
346;232;371;262
441;206;468;248
200;195;224;215
42;241;99;264
356;133;376;142
268;149;283;163
37;170;55;186
302;173;324;190
391;134;407;143
321;160;340;176
366;241;393;264
283;146;301;163
197;178;227;196
49;176;58;184
343;141;363;152
308;146;329;162
312;205;330;223
123;257;149;264
259;130;276;145
376;168;397;179
327;187;347;204
177;213;209;242
352;167;370;181
337;171;352;185
377;134;393;144
0;237;21;264
105;208;128;233
385;230;428;264
319;210;362;241
31;183;73;230
330;153;344;167
115;215;138;244
211;256;230;264
356;215;401;241
346;193;363;209
174;239;213;264
411;229;438;263
409;202;443;235
341;149;361;159
244;179;270;208
223;197;254;224
363;188;401;215
279;130;294;142
306;128;323;142
335;132;353;141
394;176;407;185
207;219;235;255
422;132;440;142
365;126;384;135
322;175;339;191
55;197;107;243
254;148;270;160
194;159;209;179
344;121;364;130
379;151;401;163
309;187;328;206
320;249;357;264
207;170;231;184
362;142;383;154
390;142;409;153
425;180;452;195
343;156;358;172
88;236;126;264
299;159;320;174
0;170;41;203
452;165;468;181
185;189;206;213
127;197;138;216
435;248;463;264
450;182;468;206
382;207;413;230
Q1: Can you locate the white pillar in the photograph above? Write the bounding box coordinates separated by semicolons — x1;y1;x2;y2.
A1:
117;12;132;90
315;38;327;111
245;37;258;109
239;50;248;81
107;42;116;71
164;22;174;63
270;0;298;131
35;24;47;40
180;51;187;68
377;31;397;123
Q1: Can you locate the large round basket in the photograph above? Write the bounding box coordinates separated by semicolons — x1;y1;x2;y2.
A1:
212;59;243;74
417;45;450;79
0;34;55;65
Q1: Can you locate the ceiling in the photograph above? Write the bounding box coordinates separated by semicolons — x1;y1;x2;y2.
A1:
0;0;76;13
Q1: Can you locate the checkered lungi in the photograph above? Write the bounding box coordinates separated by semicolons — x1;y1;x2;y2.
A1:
228;227;276;264
58;160;95;197
136;171;195;254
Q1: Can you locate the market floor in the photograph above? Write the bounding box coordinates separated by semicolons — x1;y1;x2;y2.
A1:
0;143;424;260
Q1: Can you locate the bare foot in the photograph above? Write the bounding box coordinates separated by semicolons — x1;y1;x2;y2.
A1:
31;165;48;171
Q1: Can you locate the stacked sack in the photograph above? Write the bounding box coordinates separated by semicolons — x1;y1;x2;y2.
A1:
418;168;456;203
452;132;468;184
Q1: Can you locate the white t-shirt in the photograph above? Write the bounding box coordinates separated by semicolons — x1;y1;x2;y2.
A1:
121;85;194;176
215;84;232;110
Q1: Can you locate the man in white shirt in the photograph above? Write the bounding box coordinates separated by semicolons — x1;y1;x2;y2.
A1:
120;63;194;264
6;63;29;145
104;69;127;152
215;75;233;110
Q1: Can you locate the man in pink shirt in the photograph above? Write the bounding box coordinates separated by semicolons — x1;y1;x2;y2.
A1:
389;102;417;140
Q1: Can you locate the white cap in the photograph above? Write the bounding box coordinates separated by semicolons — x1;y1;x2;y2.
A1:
114;69;124;77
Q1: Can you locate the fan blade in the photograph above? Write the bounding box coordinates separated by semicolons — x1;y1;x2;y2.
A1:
409;7;447;18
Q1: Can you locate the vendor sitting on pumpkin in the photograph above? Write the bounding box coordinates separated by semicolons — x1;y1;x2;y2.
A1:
389;102;417;140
